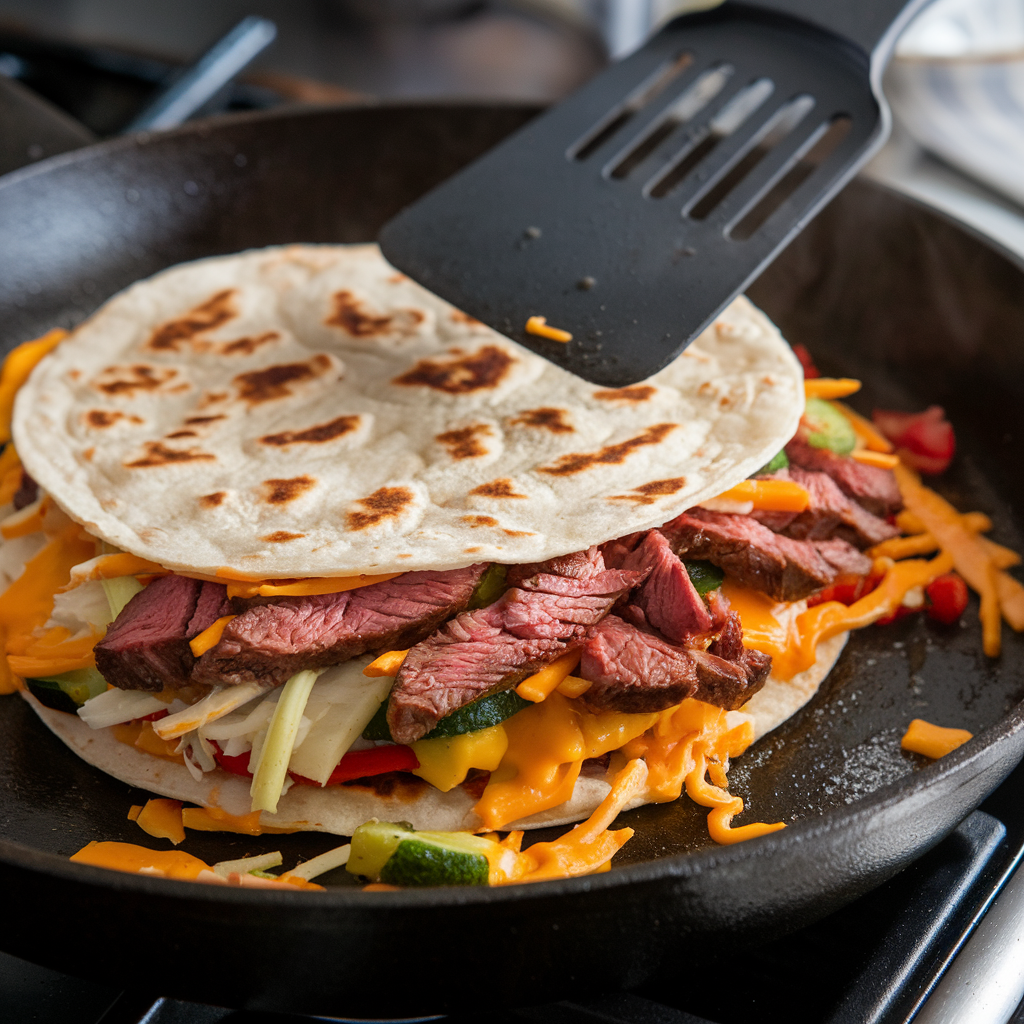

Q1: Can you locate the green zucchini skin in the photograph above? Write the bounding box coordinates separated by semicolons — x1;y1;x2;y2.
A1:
363;688;531;742
804;397;857;455
683;560;725;597
380;839;489;887
25;668;107;714
347;820;492;887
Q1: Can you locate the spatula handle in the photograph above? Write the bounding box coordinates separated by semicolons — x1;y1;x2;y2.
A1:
736;0;931;61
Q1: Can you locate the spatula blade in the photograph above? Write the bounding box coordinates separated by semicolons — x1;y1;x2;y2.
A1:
379;5;886;386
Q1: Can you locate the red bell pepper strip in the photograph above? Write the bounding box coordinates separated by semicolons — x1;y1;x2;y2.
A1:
210;742;419;785
792;344;820;379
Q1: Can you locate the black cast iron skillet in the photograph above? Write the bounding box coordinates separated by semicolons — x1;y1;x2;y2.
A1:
0;103;1023;1019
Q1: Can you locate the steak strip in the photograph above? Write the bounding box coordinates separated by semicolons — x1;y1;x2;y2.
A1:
662;507;871;602
605;529;713;640
752;467;898;549
192;564;489;688
387;548;646;744
579;591;771;715
95;575;231;692
785;434;903;517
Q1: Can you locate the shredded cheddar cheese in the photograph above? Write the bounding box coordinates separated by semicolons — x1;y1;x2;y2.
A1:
516;649;583;702
180;804;299;835
70;840;322;888
901;719;973;759
188;615;236;657
715;478;810;512
851;449;900;469
0;329;67;445
832;401;894;453
525;316;572;343
894;464;1024;650
223;572;403;599
65;552;168;587
804;377;861;400
364;649;409;677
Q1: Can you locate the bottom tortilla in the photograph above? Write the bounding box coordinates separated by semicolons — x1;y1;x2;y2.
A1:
24;632;848;836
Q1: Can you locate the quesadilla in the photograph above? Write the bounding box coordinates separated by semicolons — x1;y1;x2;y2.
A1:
1;243;944;846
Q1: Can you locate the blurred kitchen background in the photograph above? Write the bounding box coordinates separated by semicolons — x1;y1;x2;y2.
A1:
0;0;1021;250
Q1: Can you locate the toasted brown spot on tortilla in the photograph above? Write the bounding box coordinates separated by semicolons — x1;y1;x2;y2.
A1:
148;289;237;352
346;486;414;531
393;345;514;394
68;369;82;381
387;273;407;284
608;477;688;505
593;385;656;403
450;309;483;326
165;430;197;439
465;547;482;553
463;515;498;527
262;530;305;543
260;415;360;447
436;423;492;460
220;331;280;355
185;415;227;426
538;423;678;477
234;355;333;405
125;442;216;468
200;492;226;508
342;771;429;798
261;475;316;505
327;290;423;338
470;478;527;499
503;529;535;537
200;391;229;407
93;364;178;397
82;447;95;462
509;407;573;433
84;410;144;428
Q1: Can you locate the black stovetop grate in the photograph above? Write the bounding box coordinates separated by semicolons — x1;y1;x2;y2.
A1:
5;754;1024;1024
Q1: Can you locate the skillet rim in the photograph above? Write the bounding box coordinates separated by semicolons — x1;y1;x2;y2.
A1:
0;99;1023;911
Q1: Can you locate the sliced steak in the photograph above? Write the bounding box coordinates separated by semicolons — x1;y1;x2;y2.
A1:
662;508;867;602
94;574;228;692
785;434;903;516
607;529;713;640
187;581;234;637
752;467;898;548
578;611;770;714
387;548;645;743
814;538;873;577
193;564;488;688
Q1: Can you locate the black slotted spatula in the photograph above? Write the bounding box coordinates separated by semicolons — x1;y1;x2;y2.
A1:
378;0;929;386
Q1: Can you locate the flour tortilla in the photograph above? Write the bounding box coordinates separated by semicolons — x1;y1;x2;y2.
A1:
24;635;847;836
13;244;803;579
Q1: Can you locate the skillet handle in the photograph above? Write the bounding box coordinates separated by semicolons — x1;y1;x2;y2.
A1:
0;75;95;178
729;0;932;61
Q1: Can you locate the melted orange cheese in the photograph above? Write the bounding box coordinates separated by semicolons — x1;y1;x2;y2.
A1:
475;691;777;844
716;479;810;512
901;719;973;759
71;841;211;880
134;798;186;845
180;805;299;836
723;551;954;681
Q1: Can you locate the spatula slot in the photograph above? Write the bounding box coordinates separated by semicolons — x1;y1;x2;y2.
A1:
607;64;734;181
645;77;775;199
569;51;693;162
687;94;816;221
729;114;853;240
